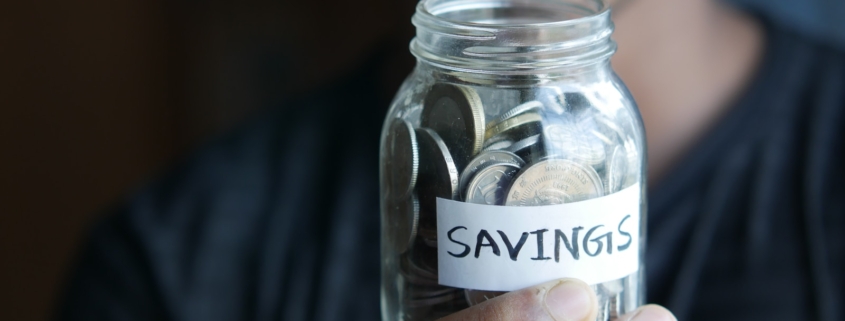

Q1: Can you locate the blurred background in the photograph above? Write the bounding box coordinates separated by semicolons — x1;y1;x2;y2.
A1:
1;0;843;320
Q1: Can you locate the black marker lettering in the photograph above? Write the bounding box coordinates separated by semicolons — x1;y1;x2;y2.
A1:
497;230;529;261
447;226;470;258
474;229;500;258
617;215;632;252
530;229;551;260
584;225;612;257
555;227;583;261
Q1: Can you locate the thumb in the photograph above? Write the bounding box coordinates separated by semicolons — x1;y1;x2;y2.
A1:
438;278;597;321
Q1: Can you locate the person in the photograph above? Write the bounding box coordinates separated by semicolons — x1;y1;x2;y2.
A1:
57;0;845;319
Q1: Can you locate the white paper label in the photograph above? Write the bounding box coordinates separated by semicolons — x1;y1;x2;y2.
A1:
436;183;640;291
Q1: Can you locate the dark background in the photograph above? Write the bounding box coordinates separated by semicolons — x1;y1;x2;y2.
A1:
1;0;842;320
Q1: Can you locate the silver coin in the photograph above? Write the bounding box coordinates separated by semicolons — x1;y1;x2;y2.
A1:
421;83;486;170
481;133;516;152
386;118;420;199
505;134;541;157
594;113;641;186
606;145;628;194
505;159;603;206
486;100;544;131
623;137;640;186
590;128;616;146
415;128;460;212
623;273;639;312
600;278;624;295
387;193;420;254
482;139;514;151
593;113;626;143
608;290;621;320
543;123;606;166
485;112;543;141
465;164;521;205
459;150;525;200
575;115;611;153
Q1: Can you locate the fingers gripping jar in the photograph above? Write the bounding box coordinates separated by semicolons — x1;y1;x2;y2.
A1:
380;0;646;320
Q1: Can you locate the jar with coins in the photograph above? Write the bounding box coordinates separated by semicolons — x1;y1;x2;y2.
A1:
379;0;646;320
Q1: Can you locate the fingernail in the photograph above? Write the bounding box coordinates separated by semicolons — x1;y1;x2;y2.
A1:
545;280;592;321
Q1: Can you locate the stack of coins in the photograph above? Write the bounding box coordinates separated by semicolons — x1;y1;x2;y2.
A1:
383;83;639;316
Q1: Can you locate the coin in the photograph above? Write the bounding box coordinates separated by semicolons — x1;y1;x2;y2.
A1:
421;84;486;170
484;112;543;141
593;113;626;143
606;145;628;194
415;128;460;213
575;116;611;162
486;100;544;131
623;137;640;185
465;164;521;205
387;193;420;254
590;128;616;146
481;132;514;151
608;291;621;320
543;123;606;167
505;134;541;158
601;278;624;295
593;112;640;186
482;139;513;151
459;150;525;200
386;118;420;199
505;159;603;206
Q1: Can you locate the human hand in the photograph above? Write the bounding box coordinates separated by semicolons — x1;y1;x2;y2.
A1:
438;279;675;321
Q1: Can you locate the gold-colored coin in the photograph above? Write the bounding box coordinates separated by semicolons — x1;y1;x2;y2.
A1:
484;112;543;140
421;84;486;170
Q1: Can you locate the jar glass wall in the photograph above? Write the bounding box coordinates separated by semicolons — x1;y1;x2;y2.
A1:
380;1;646;320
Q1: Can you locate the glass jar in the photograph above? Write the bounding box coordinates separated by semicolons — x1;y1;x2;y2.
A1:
379;0;646;320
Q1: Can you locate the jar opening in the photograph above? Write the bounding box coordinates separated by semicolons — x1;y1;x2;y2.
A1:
411;0;614;75
426;0;606;26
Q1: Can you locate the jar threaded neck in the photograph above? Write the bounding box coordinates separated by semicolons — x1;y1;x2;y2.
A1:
411;0;615;75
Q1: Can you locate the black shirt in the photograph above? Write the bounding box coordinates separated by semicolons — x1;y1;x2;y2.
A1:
58;20;844;321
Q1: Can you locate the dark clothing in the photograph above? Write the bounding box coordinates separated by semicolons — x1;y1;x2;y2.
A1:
646;19;845;321
59;21;844;321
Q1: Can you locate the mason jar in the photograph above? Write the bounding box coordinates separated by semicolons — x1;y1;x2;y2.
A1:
379;0;646;320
